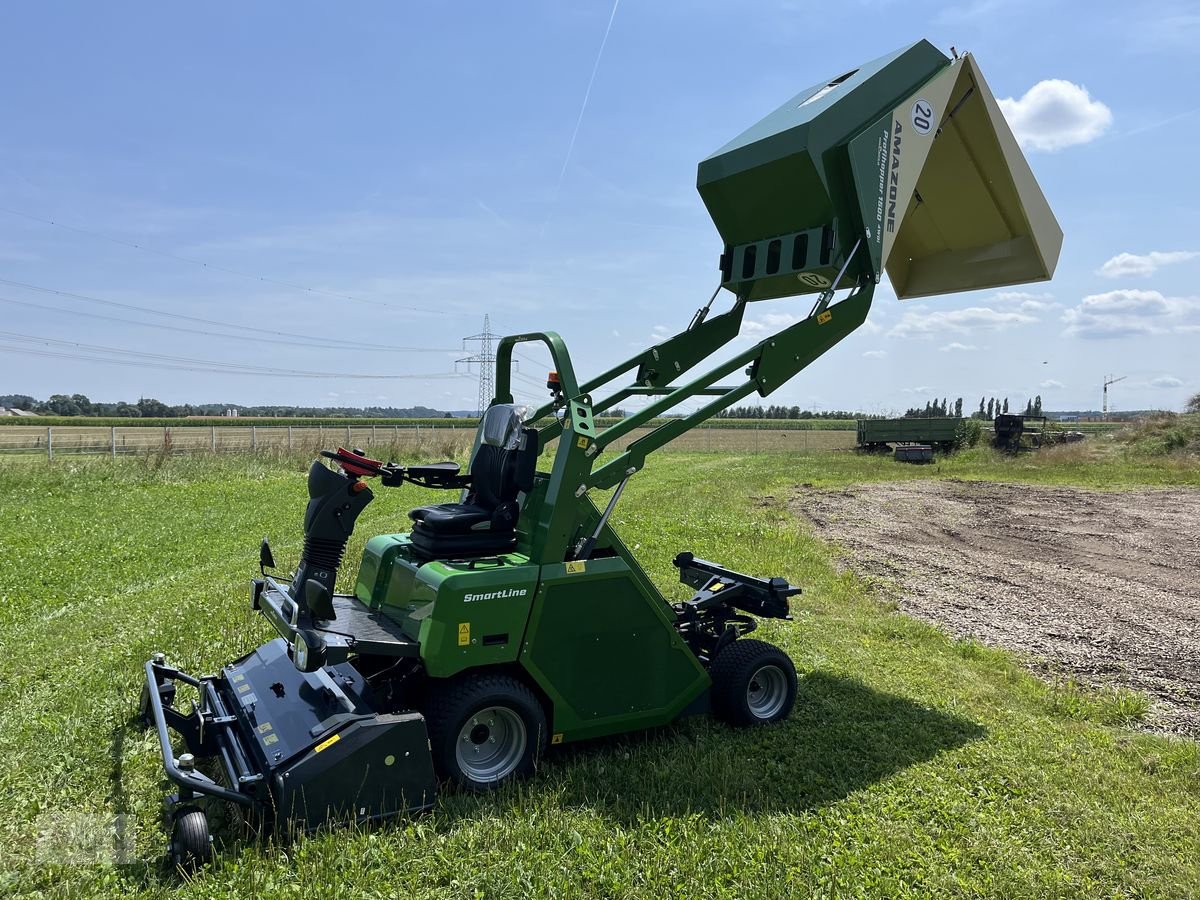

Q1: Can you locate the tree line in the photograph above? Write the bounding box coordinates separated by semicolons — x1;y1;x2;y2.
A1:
716;405;864;420
0;394;456;419
903;395;1043;419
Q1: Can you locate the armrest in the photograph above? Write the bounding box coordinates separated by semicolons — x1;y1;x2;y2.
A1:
380;461;471;490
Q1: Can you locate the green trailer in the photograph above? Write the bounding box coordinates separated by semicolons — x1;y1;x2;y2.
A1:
857;416;962;452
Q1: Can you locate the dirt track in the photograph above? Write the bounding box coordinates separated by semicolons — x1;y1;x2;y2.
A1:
793;480;1200;732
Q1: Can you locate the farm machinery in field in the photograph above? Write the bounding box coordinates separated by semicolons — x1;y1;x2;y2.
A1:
141;39;1060;867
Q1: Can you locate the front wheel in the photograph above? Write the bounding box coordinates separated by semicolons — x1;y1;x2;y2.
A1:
168;805;212;871
709;639;797;726
423;673;547;791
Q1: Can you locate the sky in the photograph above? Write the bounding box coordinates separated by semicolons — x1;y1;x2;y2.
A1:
0;1;1197;415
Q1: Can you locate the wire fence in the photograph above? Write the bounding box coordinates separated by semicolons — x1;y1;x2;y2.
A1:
0;423;856;460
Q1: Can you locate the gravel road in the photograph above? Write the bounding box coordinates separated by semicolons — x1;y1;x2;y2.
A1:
794;480;1200;732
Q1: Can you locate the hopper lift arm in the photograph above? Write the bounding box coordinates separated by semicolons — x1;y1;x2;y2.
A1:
488;269;875;564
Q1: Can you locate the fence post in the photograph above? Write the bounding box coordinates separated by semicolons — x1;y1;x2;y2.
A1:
211;426;217;452
251;426;257;452
346;425;352;447
288;426;293;451
111;426;117;460
47;427;53;462
372;424;377;445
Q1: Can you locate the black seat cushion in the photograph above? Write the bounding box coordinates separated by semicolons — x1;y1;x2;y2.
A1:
409;502;492;533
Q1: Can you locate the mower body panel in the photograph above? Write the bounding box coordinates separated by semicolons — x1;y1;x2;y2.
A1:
520;555;709;741
355;527;709;743
356;535;538;678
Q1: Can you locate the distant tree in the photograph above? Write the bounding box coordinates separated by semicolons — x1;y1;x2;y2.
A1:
39;394;81;416
978;397;986;419
1187;393;1200;414
1024;398;1033;416
137;397;172;418
1002;398;1009;414
0;394;36;410
954;397;963;417
1033;394;1043;417
986;398;994;418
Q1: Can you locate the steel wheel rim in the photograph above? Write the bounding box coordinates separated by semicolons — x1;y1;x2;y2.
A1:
455;705;527;782
746;664;788;719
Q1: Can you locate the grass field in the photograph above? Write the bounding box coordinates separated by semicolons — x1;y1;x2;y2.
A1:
0;448;1197;897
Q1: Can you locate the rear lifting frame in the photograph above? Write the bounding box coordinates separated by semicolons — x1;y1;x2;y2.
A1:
670;553;800;664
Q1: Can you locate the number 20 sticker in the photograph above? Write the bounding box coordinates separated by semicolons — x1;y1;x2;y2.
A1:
911;99;934;135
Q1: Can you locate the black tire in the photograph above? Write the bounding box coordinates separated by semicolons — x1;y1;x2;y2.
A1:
168;806;212;871
423;673;547;792
709;639;797;727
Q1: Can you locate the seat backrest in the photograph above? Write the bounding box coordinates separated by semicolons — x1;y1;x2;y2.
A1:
468;405;534;511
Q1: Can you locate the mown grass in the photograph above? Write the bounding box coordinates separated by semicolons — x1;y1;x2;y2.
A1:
0;450;1196;898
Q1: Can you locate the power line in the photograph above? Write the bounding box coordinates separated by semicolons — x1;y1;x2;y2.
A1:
0;293;460;355
458;314;498;416
0;205;466;319
0;277;457;352
0;330;466;380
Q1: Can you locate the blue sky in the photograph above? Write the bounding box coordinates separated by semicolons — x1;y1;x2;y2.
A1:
0;1;1197;414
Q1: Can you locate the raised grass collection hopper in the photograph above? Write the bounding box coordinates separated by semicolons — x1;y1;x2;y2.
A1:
142;40;1060;868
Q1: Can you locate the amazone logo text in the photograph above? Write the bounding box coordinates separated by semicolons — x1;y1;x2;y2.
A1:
886;120;903;233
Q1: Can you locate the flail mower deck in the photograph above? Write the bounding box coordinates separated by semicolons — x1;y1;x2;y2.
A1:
141;38;1060;868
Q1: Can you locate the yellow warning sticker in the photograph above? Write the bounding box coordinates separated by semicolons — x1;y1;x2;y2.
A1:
258;722;273;734
237;683;250;693
231;673;245;683
551;733;564;745
314;733;341;753
565;561;586;574
576;436;588;449
263;733;279;746
817;310;832;325
457;622;471;646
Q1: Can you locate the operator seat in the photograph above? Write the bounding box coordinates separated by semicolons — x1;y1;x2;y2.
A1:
408;404;536;558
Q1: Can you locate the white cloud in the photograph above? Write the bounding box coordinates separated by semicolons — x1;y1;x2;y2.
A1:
862;350;887;359
902;386;933;394
1040;379;1064;389
1061;289;1200;338
742;311;801;338
939;342;978;352
1097;250;1200;278
1151;375;1183;388
991;290;1056;313
889;306;1037;338
998;80;1113;152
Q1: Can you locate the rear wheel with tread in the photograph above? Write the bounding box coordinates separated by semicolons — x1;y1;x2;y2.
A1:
709;639;797;726
423;673;547;791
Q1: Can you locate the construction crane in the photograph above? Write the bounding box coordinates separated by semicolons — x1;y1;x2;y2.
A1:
1103;374;1127;420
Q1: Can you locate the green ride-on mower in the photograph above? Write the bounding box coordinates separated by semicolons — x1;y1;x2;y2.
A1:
141;39;1061;868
